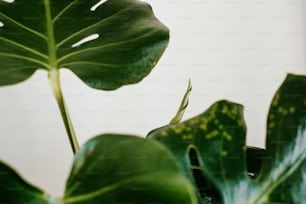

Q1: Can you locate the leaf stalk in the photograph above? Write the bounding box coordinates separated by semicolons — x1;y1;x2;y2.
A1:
49;69;79;154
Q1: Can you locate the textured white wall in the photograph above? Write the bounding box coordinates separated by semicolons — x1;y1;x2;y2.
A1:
0;0;305;197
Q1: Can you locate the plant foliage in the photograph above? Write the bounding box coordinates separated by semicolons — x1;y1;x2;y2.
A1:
0;135;198;203
0;0;169;90
0;0;305;203
148;74;306;204
0;74;305;204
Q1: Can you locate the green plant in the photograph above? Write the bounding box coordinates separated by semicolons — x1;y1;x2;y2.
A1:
0;0;305;204
148;74;306;204
0;0;169;153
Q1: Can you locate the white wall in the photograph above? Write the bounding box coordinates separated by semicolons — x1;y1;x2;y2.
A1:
0;0;305;197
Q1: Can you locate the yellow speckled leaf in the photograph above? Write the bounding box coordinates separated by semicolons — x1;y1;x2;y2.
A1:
148;74;306;204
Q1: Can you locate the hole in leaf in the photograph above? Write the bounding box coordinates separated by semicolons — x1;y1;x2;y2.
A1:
72;34;100;48
246;147;265;179
90;0;107;11
1;0;14;3
0;21;4;28
188;147;221;203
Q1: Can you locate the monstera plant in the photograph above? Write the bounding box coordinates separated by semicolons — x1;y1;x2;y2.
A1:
0;0;169;153
0;0;305;203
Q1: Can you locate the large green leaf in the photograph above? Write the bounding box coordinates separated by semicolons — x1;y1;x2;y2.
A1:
0;161;55;203
64;134;197;203
259;74;306;204
0;134;198;204
148;100;247;203
0;0;169;89
148;74;306;204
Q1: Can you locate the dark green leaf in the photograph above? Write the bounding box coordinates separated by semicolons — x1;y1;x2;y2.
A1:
148;74;306;204
0;161;57;204
148;100;248;203
259;74;306;204
269;160;306;203
64;134;197;203
0;0;169;89
0;135;198;204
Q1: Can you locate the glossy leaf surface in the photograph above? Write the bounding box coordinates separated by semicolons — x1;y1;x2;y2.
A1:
148;100;248;203
259;74;306;204
0;0;169;89
0;135;198;204
64;134;197;203
148;74;306;204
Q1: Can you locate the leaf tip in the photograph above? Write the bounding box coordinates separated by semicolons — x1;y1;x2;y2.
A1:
169;79;192;125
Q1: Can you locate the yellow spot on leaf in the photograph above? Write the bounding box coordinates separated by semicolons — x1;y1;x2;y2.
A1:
200;123;207;131
206;130;219;139
173;125;185;134
272;93;280;107
278;107;283;113
221;151;228;157
182;134;192;140
189;119;198;126
278;107;288;115
289;107;295;113
223;132;232;141
221;105;229;114
268;122;275;129
231;107;239;116
161;131;167;137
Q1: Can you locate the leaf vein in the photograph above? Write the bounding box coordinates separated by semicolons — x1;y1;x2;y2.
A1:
57;29;156;63
61;61;119;68
0;13;47;40
0;52;49;68
0;37;48;59
0;66;37;74
64;172;170;203
56;6;132;48
52;0;79;23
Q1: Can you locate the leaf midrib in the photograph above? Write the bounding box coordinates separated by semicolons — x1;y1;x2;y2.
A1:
252;146;306;203
43;0;57;70
63;172;174;203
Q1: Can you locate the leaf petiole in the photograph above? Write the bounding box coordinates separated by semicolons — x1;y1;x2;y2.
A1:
49;69;79;154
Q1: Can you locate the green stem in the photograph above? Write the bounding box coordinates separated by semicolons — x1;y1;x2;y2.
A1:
49;69;79;154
